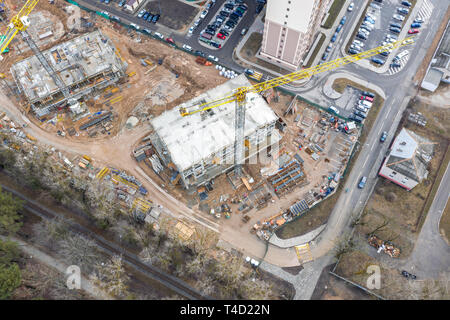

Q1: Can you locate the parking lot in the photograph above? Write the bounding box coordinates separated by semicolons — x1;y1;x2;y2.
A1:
198;0;249;50
346;0;422;66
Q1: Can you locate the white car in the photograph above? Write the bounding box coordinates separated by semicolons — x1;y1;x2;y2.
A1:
328;106;340;115
188;26;195;34
207;54;219;62
182;44;193;51
154;32;164;39
101;11;110;17
393;14;405;21
137;10;146;18
353;39;364;46
200;10;208;19
348;2;354;12
130;23;140;30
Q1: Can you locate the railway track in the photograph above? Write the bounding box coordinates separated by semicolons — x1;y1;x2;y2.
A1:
1;183;209;300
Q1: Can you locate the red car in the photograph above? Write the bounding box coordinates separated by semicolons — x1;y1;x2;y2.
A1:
360;96;366;100
408;29;419;34
365;96;374;102
165;37;175;44
216;33;226;40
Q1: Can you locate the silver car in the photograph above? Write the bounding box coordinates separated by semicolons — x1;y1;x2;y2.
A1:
393;14;405;21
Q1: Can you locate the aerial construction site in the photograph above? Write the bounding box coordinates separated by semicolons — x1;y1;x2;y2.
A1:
0;0;363;259
2;0;447;302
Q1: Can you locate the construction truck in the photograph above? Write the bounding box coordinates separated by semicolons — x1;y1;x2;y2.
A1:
195;57;212;66
368;235;400;258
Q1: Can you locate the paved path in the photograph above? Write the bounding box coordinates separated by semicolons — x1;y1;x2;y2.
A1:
1;235;113;300
398;162;450;279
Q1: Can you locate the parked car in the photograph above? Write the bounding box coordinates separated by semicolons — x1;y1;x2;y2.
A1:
165;38;175;45
364;16;375;24
365;96;374;102
354;110;367;119
348;2;354;11
336;24;343;32
401;270;417;279
219;29;229;36
411;22;422;28
182;44;193;51
325;44;333;52
353;39;364;46
152;14;160;23
380;131;387;142
322;52;329;60
137;10;146;18
390;27;401;34
205;29;215;36
147;14;154;22
118;0;126;7
356;33;367;40
348;49;358;55
207;55;219;62
188;26;195;34
363;91;375;98
224;3;234;10
401;1;412;7
209;41;222;48
340;16;347;25
358;176;367;189
349;113;364;123
328;106;339;115
200;10;208;19
220;10;230;17
408;28;419;34
414;18;424;24
216;33;226;40
194;50;206;57
143;12;149;20
154;32;163;39
393;14;405;21
390;22;402;29
331;33;338;42
142;29;152;35
397;7;409;15
372;57;385;65
241;28;248;36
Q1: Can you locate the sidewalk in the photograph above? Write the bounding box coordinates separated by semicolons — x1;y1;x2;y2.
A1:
323;72;387;100
340;0;425;73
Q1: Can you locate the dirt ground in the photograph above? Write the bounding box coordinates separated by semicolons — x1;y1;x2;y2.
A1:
311;264;374;300
335;249;449;299
1;3;227;142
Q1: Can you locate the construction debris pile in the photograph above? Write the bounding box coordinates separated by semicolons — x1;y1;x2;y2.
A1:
368;235;401;258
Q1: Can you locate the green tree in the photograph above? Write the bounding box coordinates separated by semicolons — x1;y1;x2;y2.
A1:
0;239;20;265
0;187;24;234
0;149;16;170
0;263;21;299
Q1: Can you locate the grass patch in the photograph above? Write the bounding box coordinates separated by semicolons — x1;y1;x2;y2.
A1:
305;33;326;68
322;0;346;29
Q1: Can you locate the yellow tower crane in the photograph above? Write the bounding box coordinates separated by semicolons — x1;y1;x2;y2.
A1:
180;36;416;176
0;0;39;57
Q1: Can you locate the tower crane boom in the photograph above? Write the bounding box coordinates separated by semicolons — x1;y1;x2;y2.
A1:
179;36;415;175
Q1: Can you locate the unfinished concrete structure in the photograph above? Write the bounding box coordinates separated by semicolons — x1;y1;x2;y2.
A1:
150;74;282;189
10;30;128;117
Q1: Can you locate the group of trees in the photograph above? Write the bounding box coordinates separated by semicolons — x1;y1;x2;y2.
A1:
0;186;24;299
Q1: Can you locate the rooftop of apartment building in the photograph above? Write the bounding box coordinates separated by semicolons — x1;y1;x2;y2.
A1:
150;74;279;172
10;30;126;104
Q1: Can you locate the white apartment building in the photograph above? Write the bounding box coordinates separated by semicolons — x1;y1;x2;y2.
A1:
260;0;331;70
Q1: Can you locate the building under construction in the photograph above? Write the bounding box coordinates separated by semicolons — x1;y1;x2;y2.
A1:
150;74;282;189
10;30;127;118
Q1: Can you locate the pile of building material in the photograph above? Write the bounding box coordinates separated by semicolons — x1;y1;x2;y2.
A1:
267;159;306;196
368;235;401;258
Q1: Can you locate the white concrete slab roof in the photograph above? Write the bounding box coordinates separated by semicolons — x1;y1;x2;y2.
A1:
151;74;278;172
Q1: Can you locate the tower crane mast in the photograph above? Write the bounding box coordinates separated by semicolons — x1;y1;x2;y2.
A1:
0;0;70;105
180;36;416;176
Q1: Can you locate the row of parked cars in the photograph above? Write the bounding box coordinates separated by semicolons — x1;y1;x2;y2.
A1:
322;15;348;61
200;0;248;49
348;90;376;124
137;9;160;24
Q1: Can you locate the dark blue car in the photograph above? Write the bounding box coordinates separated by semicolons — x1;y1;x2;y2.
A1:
340;16;347;25
411;22;421;28
152;14;160;23
331;33;338;42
